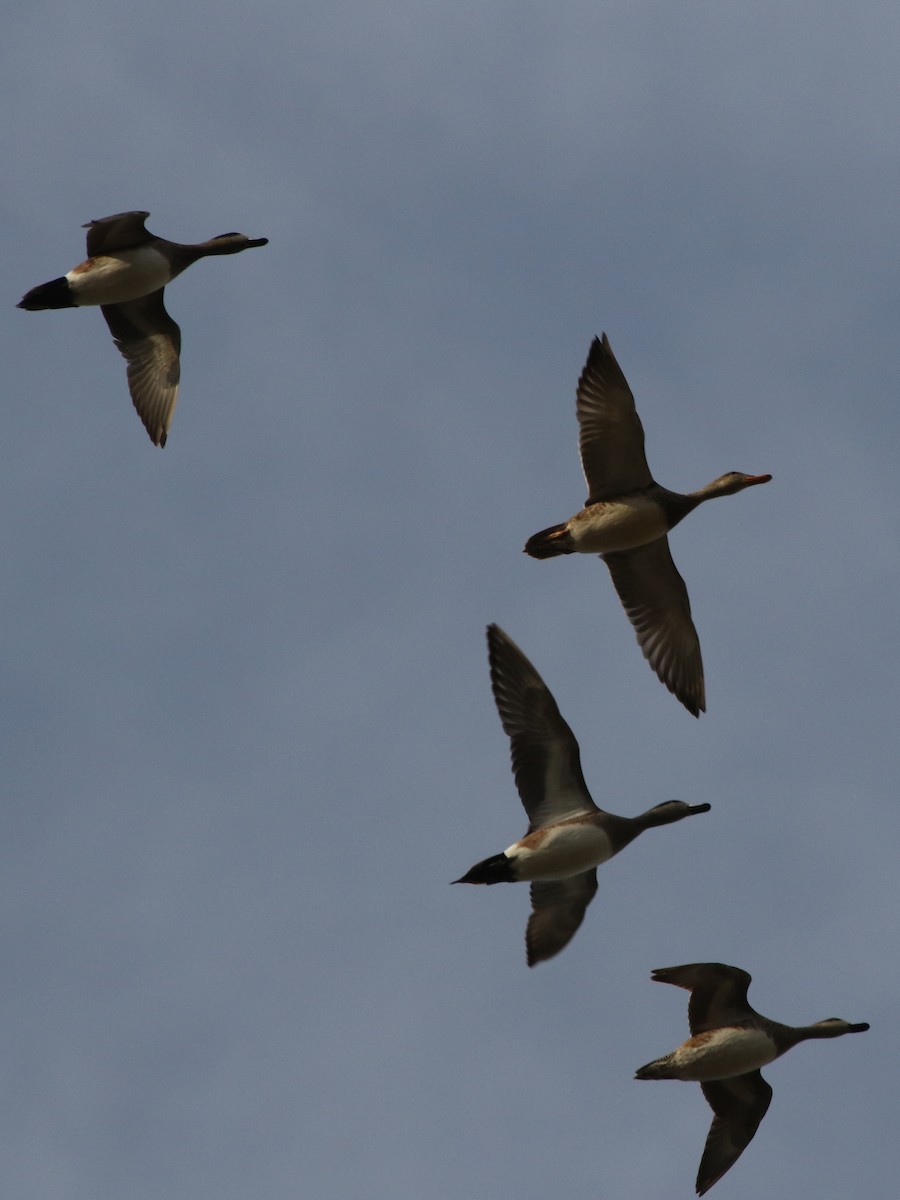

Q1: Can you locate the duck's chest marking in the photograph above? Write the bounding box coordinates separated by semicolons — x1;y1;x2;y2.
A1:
67;247;171;306
507;817;613;879
570;495;670;553
674;1026;778;1081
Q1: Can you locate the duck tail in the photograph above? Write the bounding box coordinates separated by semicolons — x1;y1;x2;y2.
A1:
17;277;76;310
634;1055;676;1081
452;852;516;885
524;523;574;559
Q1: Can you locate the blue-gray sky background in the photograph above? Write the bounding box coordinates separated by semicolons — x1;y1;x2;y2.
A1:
2;3;897;1197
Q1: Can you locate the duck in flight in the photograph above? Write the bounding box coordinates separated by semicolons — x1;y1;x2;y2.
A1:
18;210;268;446
635;962;869;1195
453;625;710;965
525;334;771;716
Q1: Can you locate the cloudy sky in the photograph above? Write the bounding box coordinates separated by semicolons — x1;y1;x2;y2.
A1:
2;2;897;1197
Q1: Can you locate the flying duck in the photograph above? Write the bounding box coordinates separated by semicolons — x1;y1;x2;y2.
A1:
635;962;869;1195
524;334;771;716
17;210;268;446
453;625;710;965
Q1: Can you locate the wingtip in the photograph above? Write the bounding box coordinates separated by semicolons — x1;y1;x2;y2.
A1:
649;966;684;984
681;693;704;718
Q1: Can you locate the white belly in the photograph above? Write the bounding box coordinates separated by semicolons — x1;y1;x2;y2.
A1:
67;247;172;306
507;820;613;880
673;1027;778;1081
569;496;669;554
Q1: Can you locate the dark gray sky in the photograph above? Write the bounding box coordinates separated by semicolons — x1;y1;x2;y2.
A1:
2;2;896;1197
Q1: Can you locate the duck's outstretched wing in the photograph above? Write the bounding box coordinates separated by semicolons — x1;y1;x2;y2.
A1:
602;539;705;717
526;871;598;966
487;624;598;831
576;334;653;501
101;291;180;447
651;963;755;1033
697;1072;772;1196
85;211;153;256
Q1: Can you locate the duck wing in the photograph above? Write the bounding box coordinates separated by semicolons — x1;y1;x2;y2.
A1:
487;625;598;832
85;211;153;256
651;963;755;1033
697;1072;772;1196
576;334;653;502
602;539;705;717
526;871;598;966
101;292;181;447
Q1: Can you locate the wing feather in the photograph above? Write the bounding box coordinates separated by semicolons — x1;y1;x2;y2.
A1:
603;540;705;717
651;963;755;1033
576;334;653;501
526;872;599;966
697;1073;772;1195
85;211;153;256
487;625;598;831
101;292;180;447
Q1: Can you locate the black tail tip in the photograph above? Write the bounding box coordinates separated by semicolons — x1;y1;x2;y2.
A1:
524;523;572;559
453;853;515;885
633;1064;659;1080
17;277;75;310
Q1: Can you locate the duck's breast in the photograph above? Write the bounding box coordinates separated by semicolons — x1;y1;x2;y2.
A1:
66;247;172;306
568;494;670;554
507;817;613;880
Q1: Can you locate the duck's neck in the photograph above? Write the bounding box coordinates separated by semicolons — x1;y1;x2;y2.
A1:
172;235;266;268
799;1023;851;1040
622;803;709;851
195;238;254;256
631;803;697;833
650;484;704;528
775;1022;843;1051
